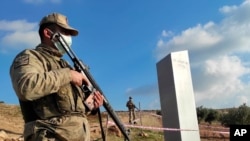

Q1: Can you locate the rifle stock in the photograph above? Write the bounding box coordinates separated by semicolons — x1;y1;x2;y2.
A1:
52;33;130;141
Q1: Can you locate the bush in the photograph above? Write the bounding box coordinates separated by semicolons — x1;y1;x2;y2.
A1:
220;103;250;126
196;106;219;124
156;110;161;115
205;109;219;124
196;106;208;123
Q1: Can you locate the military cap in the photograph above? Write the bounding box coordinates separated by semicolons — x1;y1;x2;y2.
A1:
39;12;78;36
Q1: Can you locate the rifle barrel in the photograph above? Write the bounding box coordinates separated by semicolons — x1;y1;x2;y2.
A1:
54;33;130;140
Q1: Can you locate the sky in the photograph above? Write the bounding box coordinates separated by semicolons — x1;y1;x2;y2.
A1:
0;0;250;111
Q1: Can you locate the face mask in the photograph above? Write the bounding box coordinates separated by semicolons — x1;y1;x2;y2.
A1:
54;34;72;54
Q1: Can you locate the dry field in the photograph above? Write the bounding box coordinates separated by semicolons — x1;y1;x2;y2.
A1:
0;103;229;141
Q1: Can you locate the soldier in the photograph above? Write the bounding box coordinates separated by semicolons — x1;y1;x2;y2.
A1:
126;97;137;124
9;12;103;141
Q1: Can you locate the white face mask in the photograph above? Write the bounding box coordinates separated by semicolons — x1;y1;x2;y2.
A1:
54;34;72;54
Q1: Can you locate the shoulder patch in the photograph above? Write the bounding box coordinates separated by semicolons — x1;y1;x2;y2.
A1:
14;54;30;69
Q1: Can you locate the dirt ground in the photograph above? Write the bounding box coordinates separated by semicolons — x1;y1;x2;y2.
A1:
0;103;229;141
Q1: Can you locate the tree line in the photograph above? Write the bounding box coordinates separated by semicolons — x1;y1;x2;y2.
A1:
156;103;250;126
197;103;250;126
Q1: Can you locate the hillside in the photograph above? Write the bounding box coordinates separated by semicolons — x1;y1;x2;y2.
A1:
0;103;229;141
0;103;164;141
0;103;23;140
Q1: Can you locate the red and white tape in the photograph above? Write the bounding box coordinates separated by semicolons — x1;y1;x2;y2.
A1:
107;121;197;131
107;121;229;134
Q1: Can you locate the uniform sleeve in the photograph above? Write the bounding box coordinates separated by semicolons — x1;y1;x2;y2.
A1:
10;50;72;101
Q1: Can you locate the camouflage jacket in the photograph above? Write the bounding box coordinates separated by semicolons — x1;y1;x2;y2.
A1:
126;100;136;110
10;44;89;141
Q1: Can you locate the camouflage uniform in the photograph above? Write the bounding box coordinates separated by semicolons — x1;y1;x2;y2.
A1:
10;44;90;141
126;97;136;123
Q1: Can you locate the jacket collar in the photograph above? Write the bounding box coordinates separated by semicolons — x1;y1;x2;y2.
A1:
36;43;63;60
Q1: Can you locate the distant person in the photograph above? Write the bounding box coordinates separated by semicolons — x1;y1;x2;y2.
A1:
9;12;103;141
126;96;137;124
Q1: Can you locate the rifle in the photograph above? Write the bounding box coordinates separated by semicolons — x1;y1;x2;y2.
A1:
51;33;130;141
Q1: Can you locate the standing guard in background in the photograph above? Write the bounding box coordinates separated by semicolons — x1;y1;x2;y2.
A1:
126;97;137;124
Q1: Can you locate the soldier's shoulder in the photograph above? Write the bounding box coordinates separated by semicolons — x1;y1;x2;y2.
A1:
15;48;38;57
15;48;43;60
11;49;39;69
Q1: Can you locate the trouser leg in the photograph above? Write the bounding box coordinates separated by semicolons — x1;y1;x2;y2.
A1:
132;110;136;120
129;110;132;123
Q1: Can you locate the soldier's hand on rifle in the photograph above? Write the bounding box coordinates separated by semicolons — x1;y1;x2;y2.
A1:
70;70;90;86
93;91;104;109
